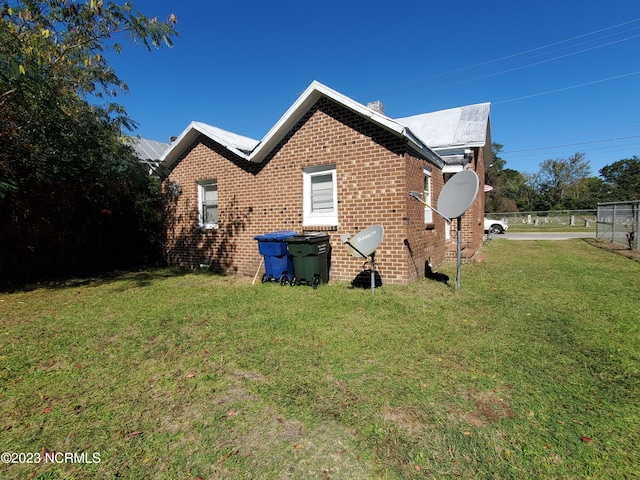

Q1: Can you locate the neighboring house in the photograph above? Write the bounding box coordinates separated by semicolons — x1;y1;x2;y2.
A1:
160;81;491;285
130;137;171;176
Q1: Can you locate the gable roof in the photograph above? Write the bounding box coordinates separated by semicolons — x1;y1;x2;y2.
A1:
159;81;492;172
395;102;492;172
160;81;448;170
395;103;491;151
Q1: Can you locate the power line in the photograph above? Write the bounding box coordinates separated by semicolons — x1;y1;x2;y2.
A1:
502;135;640;154
357;18;640;100
493;71;640;105
459;17;640;74
422;33;640;94
506;124;640;144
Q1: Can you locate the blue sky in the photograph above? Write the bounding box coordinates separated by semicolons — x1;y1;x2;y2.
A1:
108;0;640;176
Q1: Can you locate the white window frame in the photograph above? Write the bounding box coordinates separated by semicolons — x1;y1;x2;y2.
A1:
197;180;218;229
303;165;338;226
423;167;433;224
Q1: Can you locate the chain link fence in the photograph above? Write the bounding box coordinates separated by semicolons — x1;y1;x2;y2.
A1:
597;201;640;251
485;210;597;227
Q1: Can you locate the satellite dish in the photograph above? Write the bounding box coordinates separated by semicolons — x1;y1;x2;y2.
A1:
437;170;479;220
345;224;384;258
341;225;384;295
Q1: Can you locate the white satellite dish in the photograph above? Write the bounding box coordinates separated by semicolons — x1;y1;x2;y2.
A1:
437;170;479;220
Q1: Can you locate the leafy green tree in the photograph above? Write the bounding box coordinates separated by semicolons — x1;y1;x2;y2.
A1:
504;169;536;211
485;143;533;212
534;153;592;210
485;143;508;212
0;1;177;282
574;176;609;207
599;156;640;201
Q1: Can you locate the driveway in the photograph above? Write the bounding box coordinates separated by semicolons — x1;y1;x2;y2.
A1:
494;232;596;240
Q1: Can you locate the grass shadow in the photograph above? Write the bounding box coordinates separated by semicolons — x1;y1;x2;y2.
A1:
0;267;194;293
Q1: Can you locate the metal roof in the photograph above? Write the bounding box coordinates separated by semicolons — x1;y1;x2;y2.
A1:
160;81;491;171
130;137;171;160
395;102;491;150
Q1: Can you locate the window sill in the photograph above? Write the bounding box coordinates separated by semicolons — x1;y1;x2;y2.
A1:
302;225;338;232
425;223;435;230
198;224;219;231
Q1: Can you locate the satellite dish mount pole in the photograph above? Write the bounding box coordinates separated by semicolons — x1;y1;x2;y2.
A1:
345;240;377;295
368;251;376;294
341;226;384;296
409;191;462;289
409;170;479;292
456;216;462;290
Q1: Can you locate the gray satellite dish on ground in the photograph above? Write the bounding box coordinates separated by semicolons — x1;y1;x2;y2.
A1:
409;169;479;290
341;224;384;294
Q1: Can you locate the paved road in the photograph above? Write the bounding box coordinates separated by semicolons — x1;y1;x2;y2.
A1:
492;232;596;240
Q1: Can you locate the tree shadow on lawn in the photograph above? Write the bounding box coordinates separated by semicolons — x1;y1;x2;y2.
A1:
0;267;198;293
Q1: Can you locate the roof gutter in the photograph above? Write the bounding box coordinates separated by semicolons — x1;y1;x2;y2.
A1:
403;129;445;168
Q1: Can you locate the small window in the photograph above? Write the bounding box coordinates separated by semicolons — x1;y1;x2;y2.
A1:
303;165;338;226
423;168;433;223
198;180;218;228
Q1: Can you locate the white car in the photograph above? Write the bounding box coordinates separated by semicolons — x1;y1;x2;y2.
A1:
484;218;508;234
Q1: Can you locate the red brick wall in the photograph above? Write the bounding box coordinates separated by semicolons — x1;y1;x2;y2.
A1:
164;98;454;285
404;155;448;282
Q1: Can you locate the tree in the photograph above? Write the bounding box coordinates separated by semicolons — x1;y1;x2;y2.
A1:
534;153;592;210
599;156;640;201
0;1;178;282
485;143;531;212
485;143;508;212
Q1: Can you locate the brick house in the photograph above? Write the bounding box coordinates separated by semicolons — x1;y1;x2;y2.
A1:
160;81;491;285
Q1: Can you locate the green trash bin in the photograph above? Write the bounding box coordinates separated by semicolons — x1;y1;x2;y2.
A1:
286;233;331;288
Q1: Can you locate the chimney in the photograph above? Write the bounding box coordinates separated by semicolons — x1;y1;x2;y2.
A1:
367;100;384;115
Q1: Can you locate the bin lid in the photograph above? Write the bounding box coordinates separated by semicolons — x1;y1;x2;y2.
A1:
285;232;330;243
254;230;298;241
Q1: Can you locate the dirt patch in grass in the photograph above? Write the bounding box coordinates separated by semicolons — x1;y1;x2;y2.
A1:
383;404;438;436
452;387;515;427
207;368;372;479
212;369;266;407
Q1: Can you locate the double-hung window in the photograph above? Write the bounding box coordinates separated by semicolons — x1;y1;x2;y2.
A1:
303;165;338;226
423;168;433;223
198;180;218;229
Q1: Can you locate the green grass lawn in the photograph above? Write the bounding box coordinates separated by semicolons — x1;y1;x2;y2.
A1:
504;222;596;233
507;224;596;233
1;240;639;479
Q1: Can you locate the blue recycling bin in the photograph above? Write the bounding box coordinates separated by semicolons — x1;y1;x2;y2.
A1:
254;231;297;285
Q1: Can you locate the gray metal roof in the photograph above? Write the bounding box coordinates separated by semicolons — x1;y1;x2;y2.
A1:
395;102;491;150
130;137;171;160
